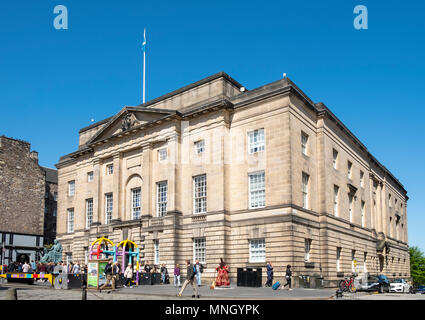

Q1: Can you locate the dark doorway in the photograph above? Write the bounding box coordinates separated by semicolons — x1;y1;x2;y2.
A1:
16;253;30;263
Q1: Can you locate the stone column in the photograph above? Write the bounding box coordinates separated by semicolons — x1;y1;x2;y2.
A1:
141;143;152;217
93;158;102;224
112;152;122;222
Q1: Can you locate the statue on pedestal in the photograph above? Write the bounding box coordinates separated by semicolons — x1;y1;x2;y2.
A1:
40;240;63;263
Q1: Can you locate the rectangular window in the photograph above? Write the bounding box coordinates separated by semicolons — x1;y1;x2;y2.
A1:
158;148;167;161
301;132;309;155
347;161;352;179
348;194;354;223
193;238;206;264
361;201;365;227
305;239;312;262
131;188;141;219
195;140;205;155
193;175;207;214
86;198;93;229
248;129;265;154
87;171;94;182
53;208;57;217
105;193;113;224
389;194;392;208
249;171;265;209
334;185;339;217
336;247;342;272
67;208;74;233
360;170;364;187
68;180;75;196
106;164;114;175
54;192;58;201
332;149;338;169
249;239;266;263
157;181;168;217
154;240;160;265
352;250;356;272
302;172;309;209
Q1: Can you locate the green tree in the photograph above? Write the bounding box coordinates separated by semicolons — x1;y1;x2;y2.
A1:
409;246;425;285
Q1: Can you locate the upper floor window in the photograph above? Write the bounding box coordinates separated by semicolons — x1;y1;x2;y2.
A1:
67;208;74;233
157;181;168;217
351;250;356;272
54;192;58;201
249;171;265;209
86;198;93;229
132;188;141;219
301;132;309;155
348;194;354;223
332;149;338;169
193;175;207;214
68;180;75;197
334;185;339;217
360;170;364;187
53;208;57;217
105;193;113;224
154;240;160;265
158;148;167;161
336;247;342;272
389;194;392;207
194;140;205;155
106;164;114;175
248;129;265;154
87;171;94;182
361;200;365;227
347;161;353;179
302;172;309;209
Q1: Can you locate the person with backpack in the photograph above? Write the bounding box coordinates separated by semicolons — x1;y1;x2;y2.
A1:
177;260;199;298
99;259;116;293
283;264;292;290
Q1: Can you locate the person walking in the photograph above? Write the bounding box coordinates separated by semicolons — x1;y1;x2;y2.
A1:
123;263;133;288
195;260;204;287
283;264;292;290
177;260;199;298
31;260;37;271
160;263;168;284
266;261;273;287
99;259;115;293
174;264;181;287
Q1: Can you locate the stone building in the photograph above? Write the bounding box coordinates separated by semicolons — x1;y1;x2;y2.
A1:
42;167;58;246
55;72;409;286
0;136;44;263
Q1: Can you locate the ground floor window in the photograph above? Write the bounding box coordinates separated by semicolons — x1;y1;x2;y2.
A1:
193;238;206;264
154;240;160;265
249;239;265;263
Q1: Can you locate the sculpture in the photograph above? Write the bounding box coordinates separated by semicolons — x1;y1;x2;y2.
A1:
121;113;138;131
40;240;63;263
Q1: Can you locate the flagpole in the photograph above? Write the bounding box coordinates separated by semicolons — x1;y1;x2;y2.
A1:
143;28;146;104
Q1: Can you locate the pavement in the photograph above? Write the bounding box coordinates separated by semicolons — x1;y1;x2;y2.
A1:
0;281;335;300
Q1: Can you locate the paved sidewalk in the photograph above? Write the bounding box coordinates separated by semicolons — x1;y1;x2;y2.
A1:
0;282;335;300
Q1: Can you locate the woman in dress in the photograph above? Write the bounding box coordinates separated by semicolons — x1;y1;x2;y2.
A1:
215;258;230;287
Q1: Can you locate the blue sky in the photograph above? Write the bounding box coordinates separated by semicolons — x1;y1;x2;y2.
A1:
1;1;424;250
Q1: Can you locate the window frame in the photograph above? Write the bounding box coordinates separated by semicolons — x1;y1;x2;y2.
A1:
305;239;312;262
301;131;309;156
302;172;309;210
193;175;207;214
131;187;142;220
68;180;75;197
105;193;113;224
194;140;205;155
249;239;266;263
248;171;266;209
193;237;206;264
67;208;74;233
157;181;168;217
86;198;93;229
248;129;265;154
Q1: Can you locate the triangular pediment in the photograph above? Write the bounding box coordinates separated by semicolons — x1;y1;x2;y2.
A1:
87;106;176;145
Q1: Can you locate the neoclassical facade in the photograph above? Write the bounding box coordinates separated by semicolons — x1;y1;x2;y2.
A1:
56;72;409;286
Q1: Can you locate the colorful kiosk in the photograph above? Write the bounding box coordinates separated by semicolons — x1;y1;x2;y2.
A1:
87;237;140;289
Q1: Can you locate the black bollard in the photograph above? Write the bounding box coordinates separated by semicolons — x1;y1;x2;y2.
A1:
82;285;87;300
